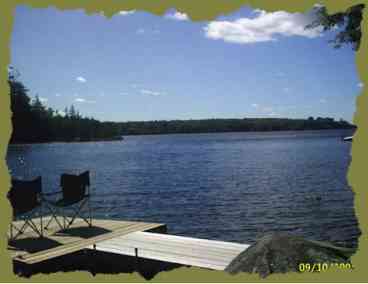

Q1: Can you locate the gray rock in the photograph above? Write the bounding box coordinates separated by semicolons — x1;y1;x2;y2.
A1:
225;233;355;278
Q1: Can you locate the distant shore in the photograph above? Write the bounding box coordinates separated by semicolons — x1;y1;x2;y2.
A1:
120;127;355;137
118;117;355;136
9;136;124;145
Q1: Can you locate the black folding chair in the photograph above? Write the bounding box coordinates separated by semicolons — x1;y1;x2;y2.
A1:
7;176;44;241
44;171;92;230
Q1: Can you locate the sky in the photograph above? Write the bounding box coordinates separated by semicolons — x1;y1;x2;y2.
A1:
10;5;362;122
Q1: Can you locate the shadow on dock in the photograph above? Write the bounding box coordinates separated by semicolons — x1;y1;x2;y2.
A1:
9;237;61;254
53;225;112;238
9;225;112;254
13;249;185;280
9;216;180;279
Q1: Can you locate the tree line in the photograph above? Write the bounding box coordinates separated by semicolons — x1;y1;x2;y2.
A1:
118;117;355;136
8;69;121;144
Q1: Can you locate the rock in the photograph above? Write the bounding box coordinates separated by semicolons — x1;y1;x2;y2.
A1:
225;233;355;278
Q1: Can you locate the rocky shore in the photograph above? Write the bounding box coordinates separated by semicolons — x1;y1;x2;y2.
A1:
225;233;356;277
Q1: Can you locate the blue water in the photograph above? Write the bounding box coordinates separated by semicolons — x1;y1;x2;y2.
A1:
6;129;360;248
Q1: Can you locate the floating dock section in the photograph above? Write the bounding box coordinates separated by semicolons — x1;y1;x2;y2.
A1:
9;216;249;271
88;231;249;270
8;216;166;264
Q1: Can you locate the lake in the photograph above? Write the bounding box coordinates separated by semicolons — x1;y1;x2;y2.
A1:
6;129;360;248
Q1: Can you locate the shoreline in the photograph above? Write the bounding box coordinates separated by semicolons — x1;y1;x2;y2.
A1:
8;137;124;146
8;128;355;145
120;127;355;137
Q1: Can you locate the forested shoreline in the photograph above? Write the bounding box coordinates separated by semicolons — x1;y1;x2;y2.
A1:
8;70;121;144
8;70;355;144
119;117;354;136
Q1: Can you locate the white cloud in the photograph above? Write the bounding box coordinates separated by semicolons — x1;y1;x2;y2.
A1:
204;9;323;44
135;28;160;35
283;87;290;92
39;97;48;103
358;82;364;88
313;3;324;8
266;112;279;116
56;110;66;117
140;89;165;96
319;98;327;103
76;76;87;83
251;103;277;116
165;11;189;21
118;10;135;16
55;93;61;97
74;98;96;104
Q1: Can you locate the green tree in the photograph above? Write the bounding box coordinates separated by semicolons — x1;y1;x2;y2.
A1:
8;68;122;143
8;67;33;142
306;4;364;51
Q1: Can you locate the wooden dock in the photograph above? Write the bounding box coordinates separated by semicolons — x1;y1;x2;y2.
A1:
88;231;249;270
8;216;249;271
8;215;166;264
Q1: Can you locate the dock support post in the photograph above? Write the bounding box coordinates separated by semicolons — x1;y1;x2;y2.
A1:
134;247;140;272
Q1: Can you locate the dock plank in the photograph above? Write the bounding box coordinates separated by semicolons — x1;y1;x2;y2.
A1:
90;232;249;270
9;216;248;270
120;231;248;251
8;216;166;264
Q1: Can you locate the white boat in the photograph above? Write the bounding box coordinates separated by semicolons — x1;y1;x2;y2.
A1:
343;136;353;142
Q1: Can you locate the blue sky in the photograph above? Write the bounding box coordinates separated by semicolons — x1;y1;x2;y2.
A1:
10;5;362;122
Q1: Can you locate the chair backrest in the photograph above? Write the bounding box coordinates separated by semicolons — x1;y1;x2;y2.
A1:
60;171;90;203
7;176;42;216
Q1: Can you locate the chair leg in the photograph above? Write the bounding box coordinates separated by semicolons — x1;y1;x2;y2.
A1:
11;221;29;240
40;205;43;238
80;198;92;227
45;212;63;231
88;196;92;227
26;219;43;237
65;200;86;229
63;198;92;229
9;210;46;241
44;203;64;231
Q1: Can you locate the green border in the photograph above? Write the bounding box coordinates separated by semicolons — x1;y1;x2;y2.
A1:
0;0;366;282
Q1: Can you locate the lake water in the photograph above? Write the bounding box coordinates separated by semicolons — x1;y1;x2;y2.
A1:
6;129;360;248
